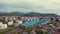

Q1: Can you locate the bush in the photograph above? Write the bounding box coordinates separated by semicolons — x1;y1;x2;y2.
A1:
26;27;33;34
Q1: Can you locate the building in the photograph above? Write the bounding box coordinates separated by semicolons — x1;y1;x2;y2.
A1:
0;22;7;30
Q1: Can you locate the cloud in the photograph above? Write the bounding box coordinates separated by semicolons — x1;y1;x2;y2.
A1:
0;0;60;15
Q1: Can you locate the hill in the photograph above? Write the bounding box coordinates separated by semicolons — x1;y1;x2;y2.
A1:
0;12;58;17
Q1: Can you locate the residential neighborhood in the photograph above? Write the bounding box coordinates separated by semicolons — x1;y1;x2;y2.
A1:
0;0;60;34
0;16;60;34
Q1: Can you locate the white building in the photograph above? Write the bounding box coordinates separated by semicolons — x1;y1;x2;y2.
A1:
8;22;13;25
18;20;23;24
0;23;7;30
2;24;7;29
0;22;3;25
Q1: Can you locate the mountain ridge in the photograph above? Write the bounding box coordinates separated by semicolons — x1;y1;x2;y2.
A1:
0;12;58;17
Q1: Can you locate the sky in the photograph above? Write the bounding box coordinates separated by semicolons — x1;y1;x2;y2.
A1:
0;0;60;15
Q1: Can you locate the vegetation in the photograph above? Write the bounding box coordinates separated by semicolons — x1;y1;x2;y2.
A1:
0;27;15;34
26;27;33;34
0;12;58;17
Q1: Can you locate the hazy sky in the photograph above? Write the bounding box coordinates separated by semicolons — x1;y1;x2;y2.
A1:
0;0;60;15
